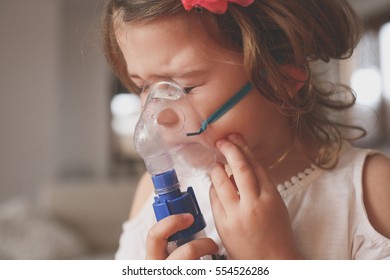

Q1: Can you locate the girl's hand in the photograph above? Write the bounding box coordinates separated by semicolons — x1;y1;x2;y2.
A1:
145;213;218;259
209;134;302;259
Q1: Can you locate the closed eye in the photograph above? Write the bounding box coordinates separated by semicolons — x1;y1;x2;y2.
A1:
184;87;195;94
134;87;143;95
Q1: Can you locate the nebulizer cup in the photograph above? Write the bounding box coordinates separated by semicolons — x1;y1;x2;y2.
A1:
133;81;216;257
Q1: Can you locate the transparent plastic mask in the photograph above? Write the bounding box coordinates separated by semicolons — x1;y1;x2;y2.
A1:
134;81;216;177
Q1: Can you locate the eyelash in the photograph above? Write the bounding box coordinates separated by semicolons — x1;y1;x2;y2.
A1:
133;84;144;95
133;84;194;95
184;87;195;94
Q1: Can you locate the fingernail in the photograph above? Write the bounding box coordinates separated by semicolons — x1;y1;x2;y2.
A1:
215;138;227;148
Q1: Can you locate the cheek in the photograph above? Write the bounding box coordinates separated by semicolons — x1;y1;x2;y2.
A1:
186;93;215;121
208;95;269;140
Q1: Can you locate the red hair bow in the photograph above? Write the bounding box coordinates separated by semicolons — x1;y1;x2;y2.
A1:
181;0;254;14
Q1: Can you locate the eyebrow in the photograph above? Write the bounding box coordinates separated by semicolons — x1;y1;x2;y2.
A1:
128;68;206;81
175;68;205;79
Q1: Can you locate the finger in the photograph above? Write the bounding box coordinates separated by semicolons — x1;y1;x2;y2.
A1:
168;238;219;260
228;133;273;194
210;163;240;207
216;138;260;198
145;214;194;260
209;183;227;219
228;134;269;182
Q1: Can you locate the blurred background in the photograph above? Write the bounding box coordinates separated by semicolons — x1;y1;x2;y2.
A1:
0;0;389;259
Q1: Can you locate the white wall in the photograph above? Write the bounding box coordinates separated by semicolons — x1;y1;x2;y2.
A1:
0;0;111;202
56;0;110;179
350;0;390;19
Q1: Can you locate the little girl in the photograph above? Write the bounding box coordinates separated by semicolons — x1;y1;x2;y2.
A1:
103;0;390;259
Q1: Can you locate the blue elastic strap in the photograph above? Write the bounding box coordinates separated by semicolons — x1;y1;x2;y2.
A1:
186;82;253;136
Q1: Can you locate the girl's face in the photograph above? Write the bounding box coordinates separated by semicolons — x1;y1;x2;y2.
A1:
116;14;290;162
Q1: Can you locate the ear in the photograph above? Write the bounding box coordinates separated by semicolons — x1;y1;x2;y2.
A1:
281;64;308;97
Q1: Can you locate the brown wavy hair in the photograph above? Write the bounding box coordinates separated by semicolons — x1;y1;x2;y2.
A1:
102;0;365;168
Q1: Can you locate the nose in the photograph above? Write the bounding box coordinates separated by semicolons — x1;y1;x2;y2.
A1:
156;108;184;132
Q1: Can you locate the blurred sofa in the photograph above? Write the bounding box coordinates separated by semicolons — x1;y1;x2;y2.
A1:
0;178;137;259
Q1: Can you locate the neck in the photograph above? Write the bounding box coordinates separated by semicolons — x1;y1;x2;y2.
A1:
261;135;312;186
267;139;295;170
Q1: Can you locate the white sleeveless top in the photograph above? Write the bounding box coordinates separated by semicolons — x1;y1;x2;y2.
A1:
115;144;390;259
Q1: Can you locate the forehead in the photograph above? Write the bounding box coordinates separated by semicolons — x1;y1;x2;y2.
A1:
115;14;238;78
115;12;219;51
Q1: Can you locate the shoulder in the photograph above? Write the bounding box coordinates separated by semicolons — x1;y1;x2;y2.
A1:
129;172;154;219
362;153;390;238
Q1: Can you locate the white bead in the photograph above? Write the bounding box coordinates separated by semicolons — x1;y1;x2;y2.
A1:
298;172;306;179
304;168;312;174
291;176;300;184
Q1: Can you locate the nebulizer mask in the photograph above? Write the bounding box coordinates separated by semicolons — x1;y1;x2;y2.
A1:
133;80;252;257
134;81;216;177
